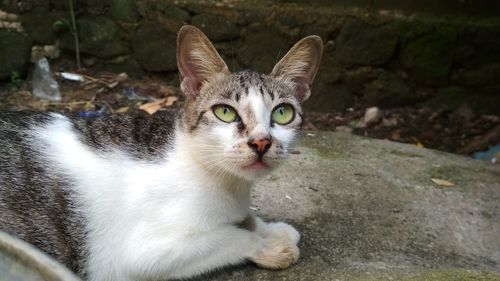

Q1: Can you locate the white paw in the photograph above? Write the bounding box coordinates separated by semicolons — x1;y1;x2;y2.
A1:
266;222;301;245
250;236;300;269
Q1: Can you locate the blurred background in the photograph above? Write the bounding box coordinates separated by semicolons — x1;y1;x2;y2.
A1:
0;0;499;161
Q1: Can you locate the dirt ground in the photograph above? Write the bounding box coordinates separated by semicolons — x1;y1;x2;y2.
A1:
1;65;499;158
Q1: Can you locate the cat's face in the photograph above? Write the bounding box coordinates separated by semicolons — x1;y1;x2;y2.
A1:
177;26;323;180
183;71;303;179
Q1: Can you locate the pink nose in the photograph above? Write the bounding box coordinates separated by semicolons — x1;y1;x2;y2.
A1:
248;138;272;155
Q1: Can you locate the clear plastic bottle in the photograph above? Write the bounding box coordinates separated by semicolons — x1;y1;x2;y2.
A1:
32;57;61;101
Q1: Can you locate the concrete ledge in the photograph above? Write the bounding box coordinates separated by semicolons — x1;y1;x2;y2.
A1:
193;132;500;280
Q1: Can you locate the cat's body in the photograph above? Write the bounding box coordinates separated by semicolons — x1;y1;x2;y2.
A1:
0;110;178;276
0;26;322;281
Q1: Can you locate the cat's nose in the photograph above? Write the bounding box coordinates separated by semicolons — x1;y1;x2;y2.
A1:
248;137;272;155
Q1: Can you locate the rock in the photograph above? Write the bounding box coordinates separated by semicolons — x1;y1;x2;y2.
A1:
189;131;500;280
364;106;382;126
425;86;500;115
315;54;342;84
361;73;416;107
60;16;128;59
238;29;289;73
31;44;60;62
191;14;239;42
425;86;468;112
457;27;500;68
105;57;144;79
21;9;68;44
110;0;139;23
451;64;500;88
0;0;49;13
48;0;85;11
80;0;112;15
400;26;457;86
304;84;356;112
136;2;190;33
333;19;398;67
0;30;33;80
381;117;398;127
132;22;177;72
342;66;384;93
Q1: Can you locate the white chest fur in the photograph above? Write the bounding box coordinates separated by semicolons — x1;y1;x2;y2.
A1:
33;114;254;280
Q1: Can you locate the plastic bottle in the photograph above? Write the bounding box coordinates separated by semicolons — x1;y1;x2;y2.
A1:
32;57;61;101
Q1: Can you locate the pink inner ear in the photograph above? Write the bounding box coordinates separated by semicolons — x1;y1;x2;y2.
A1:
178;49;205;97
294;83;311;102
180;76;204;98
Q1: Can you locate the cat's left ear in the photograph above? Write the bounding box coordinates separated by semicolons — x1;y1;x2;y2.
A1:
177;25;230;98
270;36;323;102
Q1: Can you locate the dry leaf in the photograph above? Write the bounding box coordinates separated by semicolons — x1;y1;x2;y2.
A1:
416;141;424;148
115;106;129;113
107;81;119;89
164;96;178;107
139;96;178;115
431;178;455;187
139;99;165;115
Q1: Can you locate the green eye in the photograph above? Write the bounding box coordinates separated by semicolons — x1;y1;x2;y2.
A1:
213;104;238;123
271;104;295;125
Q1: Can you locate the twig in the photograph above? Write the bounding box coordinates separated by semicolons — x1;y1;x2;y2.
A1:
68;0;81;69
459;123;500;154
48;96;96;106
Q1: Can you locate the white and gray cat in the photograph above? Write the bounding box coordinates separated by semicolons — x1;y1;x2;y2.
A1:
0;25;323;280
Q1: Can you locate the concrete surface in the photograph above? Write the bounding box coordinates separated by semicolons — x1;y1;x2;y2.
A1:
191;132;500;281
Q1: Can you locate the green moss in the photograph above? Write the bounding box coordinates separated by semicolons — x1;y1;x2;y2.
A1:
400;25;457;86
424;86;469;110
299;133;348;160
110;0;140;23
389;150;423;158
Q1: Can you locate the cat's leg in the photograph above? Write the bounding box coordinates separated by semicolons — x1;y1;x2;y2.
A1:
235;215;301;270
121;224;299;280
253;216;301;246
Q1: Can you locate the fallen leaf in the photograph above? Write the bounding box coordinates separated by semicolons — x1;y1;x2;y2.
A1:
416;141;424;148
115;106;129;113
107;81;119;89
139;96;178;115
139;99;165;115
431;178;455;187
164;95;178;107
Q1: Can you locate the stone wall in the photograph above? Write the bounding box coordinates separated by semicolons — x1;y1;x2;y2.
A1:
1;0;500;114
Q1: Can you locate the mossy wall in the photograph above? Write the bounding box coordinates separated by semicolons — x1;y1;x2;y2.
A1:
1;0;500;114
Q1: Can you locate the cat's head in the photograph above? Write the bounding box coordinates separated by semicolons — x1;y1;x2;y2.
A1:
176;25;322;180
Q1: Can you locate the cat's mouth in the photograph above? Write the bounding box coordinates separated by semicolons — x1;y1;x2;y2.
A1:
243;160;270;170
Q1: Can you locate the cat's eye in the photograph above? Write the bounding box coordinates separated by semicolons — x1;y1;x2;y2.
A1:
271;104;295;125
212;104;238;123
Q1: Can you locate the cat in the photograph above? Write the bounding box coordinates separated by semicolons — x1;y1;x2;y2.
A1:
0;25;323;281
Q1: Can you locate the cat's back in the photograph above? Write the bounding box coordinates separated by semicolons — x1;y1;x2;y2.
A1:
0;110;179;275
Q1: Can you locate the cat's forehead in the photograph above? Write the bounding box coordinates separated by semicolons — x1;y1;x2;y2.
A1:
201;70;296;105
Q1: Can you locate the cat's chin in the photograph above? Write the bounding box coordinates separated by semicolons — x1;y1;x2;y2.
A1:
243;160;270;171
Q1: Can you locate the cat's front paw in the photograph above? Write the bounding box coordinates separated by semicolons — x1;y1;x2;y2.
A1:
250;236;300;270
266;222;301;245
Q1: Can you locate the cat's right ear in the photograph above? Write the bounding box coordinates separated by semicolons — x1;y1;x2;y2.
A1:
177;25;230;98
